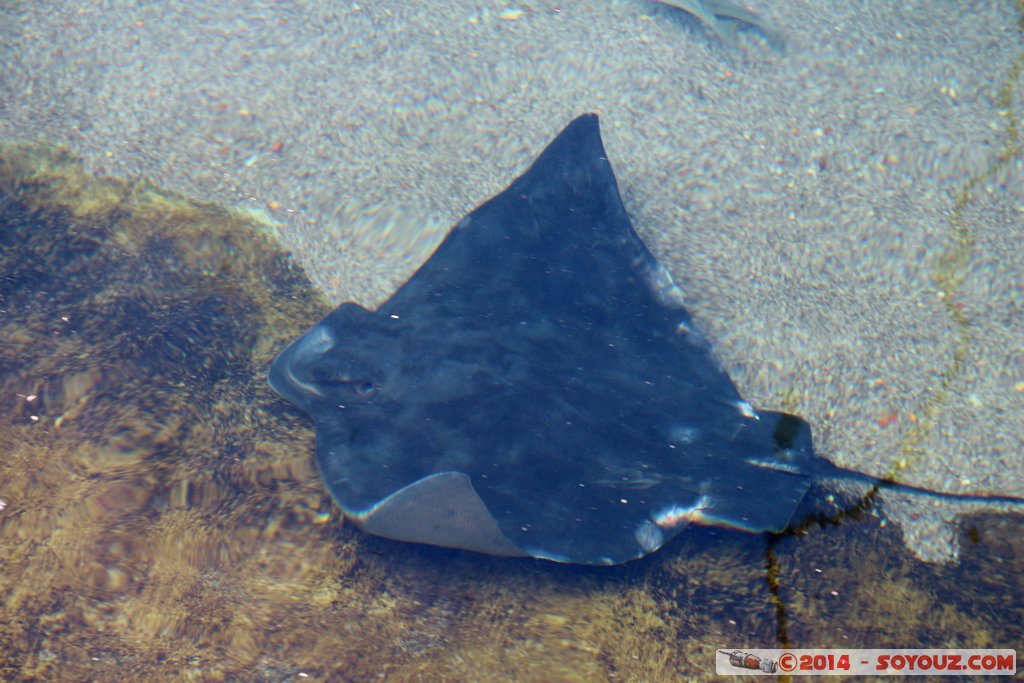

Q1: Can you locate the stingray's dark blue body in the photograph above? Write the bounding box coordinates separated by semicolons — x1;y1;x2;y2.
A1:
269;114;817;565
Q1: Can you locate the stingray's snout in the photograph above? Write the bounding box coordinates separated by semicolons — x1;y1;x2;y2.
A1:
268;324;336;412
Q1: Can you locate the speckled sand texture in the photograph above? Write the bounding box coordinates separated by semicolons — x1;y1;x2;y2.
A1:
1;0;1022;560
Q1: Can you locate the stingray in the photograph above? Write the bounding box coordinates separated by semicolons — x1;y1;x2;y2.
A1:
269;114;1023;565
653;0;785;50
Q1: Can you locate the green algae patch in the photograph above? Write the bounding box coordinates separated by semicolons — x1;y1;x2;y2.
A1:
0;141;1022;682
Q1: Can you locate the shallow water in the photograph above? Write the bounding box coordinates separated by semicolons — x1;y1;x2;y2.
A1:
0;141;1021;682
4;1;1024;560
3;1;1024;678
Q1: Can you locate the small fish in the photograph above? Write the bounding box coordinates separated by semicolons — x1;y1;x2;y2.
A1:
653;0;784;49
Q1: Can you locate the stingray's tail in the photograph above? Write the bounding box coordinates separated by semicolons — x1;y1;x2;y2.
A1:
815;457;1024;507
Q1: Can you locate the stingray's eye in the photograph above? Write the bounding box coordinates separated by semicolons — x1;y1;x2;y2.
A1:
355;381;379;397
